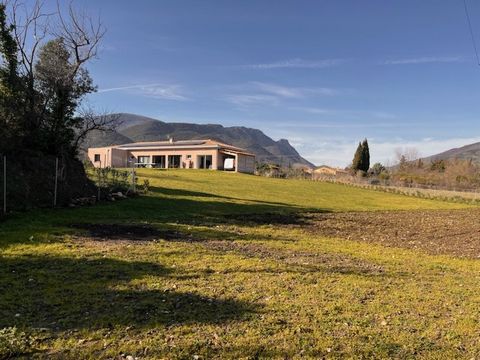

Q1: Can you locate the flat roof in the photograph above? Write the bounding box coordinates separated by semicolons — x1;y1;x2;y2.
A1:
91;139;255;157
117;140;207;149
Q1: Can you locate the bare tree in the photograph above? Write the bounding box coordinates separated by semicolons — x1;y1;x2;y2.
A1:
5;0;105;79
74;108;122;152
2;0;113;153
53;1;105;75
394;147;420;164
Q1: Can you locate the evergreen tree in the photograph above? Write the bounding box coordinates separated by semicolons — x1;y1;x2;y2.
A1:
352;142;363;172
352;139;370;173
0;4;23;154
35;38;96;155
361;139;370;172
371;162;386;176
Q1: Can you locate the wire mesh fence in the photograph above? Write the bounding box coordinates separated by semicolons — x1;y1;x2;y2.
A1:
0;155;151;216
0;155;108;215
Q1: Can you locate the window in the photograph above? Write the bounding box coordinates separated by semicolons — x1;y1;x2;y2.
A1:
137;156;150;168
94;154;100;162
198;155;213;169
168;155;181;168
152;155;166;168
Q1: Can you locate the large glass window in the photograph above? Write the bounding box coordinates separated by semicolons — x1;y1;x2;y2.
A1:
168;155;181;168
198;155;213;169
152;155;166;168
137;156;150;168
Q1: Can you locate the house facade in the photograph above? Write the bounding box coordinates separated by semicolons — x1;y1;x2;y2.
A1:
87;139;256;174
313;165;349;178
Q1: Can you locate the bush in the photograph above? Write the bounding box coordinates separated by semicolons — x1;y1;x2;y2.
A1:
141;179;150;194
0;327;32;358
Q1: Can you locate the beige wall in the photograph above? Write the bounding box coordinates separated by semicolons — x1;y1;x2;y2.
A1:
88;147;112;167
111;148;128;167
314;167;337;175
236;154;255;174
88;147;128;168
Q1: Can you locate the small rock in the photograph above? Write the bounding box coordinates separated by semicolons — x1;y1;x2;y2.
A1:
28;278;34;282
126;356;134;360
380;320;387;326
14;313;20;317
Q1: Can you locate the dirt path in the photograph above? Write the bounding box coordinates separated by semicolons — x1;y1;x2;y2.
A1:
308;209;480;258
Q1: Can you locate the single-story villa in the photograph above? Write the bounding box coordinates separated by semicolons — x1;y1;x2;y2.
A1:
87;139;256;174
313;165;349;177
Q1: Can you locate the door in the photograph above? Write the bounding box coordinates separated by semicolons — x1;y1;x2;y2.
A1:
198;155;213;169
168;155;181;168
152;155;166;168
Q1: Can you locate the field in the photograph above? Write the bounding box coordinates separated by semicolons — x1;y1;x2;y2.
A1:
2;169;480;359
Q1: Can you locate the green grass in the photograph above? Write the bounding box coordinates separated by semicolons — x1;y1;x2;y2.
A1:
0;170;478;359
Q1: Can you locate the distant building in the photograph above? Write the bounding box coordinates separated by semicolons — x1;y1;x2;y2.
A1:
313;165;348;177
88;139;255;174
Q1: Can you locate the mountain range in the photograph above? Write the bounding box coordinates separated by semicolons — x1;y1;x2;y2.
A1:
82;113;314;168
425;142;480;163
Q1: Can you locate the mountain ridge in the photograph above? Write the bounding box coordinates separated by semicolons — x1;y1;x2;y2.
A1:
82;113;315;168
423;141;480;163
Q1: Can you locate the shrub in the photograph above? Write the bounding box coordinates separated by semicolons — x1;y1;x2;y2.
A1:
142;179;151;194
0;327;32;358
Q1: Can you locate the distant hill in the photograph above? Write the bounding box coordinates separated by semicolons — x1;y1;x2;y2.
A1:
82;113;315;168
424;142;480;163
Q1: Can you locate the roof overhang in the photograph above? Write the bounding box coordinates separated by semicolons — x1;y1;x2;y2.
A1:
220;149;255;157
115;145;221;151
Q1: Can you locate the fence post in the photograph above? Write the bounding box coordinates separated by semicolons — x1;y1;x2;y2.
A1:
132;168;136;192
3;155;6;215
53;157;58;208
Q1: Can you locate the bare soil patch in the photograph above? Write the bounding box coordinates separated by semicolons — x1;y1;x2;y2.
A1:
224;212;315;226
309;209;480;258
70;223;197;242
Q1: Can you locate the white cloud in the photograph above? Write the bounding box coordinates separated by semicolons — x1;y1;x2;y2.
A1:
225;94;279;107
224;82;338;108
383;56;465;65
295;107;397;120
98;83;187;101
243;58;346;69
253;82;337;98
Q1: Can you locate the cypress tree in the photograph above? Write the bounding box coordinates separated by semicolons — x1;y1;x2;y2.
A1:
361;139;370;172
352;142;363;172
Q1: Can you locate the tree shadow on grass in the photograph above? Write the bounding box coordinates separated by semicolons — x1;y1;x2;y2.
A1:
150;186;296;207
69;221;298;243
0;256;259;331
0;193;330;248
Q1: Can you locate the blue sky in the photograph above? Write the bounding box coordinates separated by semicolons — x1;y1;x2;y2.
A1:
77;0;480;166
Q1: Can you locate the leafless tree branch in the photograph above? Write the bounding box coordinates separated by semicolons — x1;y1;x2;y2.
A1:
3;0;105;80
74;107;122;152
53;0;106;77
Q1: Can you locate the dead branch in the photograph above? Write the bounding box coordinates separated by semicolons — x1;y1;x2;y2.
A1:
53;0;106;77
73;107;122;151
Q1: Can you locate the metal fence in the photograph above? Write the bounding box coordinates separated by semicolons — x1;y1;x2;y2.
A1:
0;155;71;215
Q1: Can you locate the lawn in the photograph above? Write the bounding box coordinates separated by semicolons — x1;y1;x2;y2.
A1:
1;170;479;359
